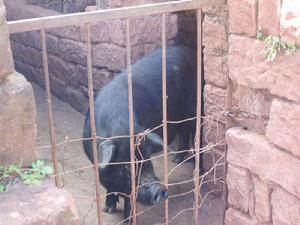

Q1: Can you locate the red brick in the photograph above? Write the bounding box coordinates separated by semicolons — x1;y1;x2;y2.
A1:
226;127;300;197
258;0;281;35
229;35;300;102
252;176;271;222
227;164;254;213
228;0;257;36
266;100;300;157
272;187;300;225
203;19;228;51
225;207;257;225
280;0;300;46
204;52;228;88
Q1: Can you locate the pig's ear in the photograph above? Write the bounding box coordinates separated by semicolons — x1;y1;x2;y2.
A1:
98;140;116;169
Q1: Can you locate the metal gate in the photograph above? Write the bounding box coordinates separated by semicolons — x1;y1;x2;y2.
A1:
7;0;232;224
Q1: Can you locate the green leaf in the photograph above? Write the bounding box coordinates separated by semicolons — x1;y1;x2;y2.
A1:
41;166;53;176
0;184;6;192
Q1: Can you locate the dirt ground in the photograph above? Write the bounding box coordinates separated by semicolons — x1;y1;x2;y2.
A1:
33;83;225;225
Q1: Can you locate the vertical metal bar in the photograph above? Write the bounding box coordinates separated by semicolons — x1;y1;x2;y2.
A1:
86;23;102;225
126;18;137;225
40;29;61;187
161;13;169;225
222;75;234;224
193;9;202;225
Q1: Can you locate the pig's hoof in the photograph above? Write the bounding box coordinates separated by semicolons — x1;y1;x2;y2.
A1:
103;205;116;214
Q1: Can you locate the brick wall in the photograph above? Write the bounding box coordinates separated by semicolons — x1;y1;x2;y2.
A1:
225;0;300;224
5;0;177;113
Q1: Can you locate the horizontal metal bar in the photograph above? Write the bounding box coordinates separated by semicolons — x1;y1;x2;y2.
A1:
8;0;224;34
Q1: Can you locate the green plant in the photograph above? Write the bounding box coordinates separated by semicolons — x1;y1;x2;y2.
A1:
256;31;296;61
0;160;53;192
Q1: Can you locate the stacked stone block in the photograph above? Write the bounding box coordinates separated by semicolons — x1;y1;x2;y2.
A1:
225;0;300;224
177;6;229;191
0;0;37;167
5;0;178;113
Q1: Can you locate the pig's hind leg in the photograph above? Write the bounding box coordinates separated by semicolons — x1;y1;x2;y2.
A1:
103;192;119;214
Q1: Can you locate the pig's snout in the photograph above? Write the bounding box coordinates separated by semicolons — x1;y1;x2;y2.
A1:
151;185;168;204
137;183;168;205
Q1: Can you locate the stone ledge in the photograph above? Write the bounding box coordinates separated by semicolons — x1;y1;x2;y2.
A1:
0;180;80;225
226;127;300;198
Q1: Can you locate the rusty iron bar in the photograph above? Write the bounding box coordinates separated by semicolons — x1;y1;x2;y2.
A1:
40;29;61;187
85;23;103;225
8;0;225;34
193;9;203;225
126;18;137;225
161;13;169;225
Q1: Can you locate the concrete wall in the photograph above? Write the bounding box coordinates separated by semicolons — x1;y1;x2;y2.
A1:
0;0;37;167
5;0;178;113
225;0;300;224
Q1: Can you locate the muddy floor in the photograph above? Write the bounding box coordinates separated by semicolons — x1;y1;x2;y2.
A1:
33;83;225;225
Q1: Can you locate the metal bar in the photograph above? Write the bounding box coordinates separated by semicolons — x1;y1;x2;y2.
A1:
193;9;202;225
8;0;225;34
86;23;103;225
126;18;137;225
161;13;169;225
40;29;61;187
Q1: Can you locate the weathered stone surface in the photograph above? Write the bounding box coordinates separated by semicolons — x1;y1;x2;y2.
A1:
266;99;300;157
67;87;89;113
233;116;268;135
203;19;228;51
227;164;254;213
11;42;43;68
225;207;257;225
272;187;300;225
204;52;228;88
11;31;60;56
0;2;14;79
280;0;300;46
235;85;272;118
258;0;280;35
0;72;37;166
59;39;87;66
228;0;257;36
92;43;126;71
48;54;77;87
80;19;125;45
226;127;300;197
252;176;271;223
204;84;226;123
229;35;300;102
130;14;178;46
14;60;37;82
75;65;113;91
49;75;68;102
0;180;80;225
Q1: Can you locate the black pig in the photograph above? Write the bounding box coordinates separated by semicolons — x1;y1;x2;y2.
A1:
83;46;198;223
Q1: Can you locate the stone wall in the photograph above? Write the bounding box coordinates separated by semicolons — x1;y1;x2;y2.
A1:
0;0;37;167
225;0;300;224
177;6;229;190
5;0;178;113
